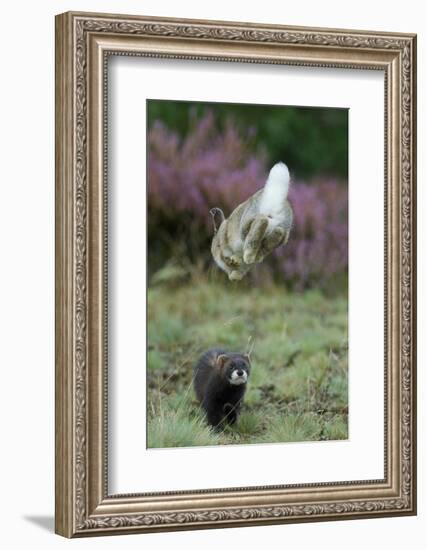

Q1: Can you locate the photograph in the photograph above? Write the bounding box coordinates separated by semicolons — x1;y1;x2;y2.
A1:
146;99;349;448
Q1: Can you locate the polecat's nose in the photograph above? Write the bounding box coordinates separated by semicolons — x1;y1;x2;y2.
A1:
236;369;244;377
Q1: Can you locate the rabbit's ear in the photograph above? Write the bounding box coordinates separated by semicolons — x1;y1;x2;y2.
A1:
210;207;225;234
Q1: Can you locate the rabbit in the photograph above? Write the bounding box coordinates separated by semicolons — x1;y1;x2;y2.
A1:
210;162;293;281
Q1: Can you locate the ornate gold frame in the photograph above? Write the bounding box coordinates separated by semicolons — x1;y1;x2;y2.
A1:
55;11;417;537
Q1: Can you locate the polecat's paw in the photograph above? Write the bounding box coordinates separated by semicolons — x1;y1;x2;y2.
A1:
243;249;257;264
229;270;244;281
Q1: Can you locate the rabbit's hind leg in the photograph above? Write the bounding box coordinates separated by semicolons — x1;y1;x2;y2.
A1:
254;225;289;263
243;215;269;265
261;225;286;256
259;226;287;259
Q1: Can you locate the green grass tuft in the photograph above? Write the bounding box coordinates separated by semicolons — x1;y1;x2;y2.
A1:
321;415;348;440
263;413;323;443
148;411;221;448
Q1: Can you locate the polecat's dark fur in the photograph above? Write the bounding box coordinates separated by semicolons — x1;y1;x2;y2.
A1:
194;348;251;428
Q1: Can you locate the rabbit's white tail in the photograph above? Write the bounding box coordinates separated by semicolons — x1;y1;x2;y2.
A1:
259;162;290;217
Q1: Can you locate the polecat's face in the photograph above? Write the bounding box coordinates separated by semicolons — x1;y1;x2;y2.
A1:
225;358;250;386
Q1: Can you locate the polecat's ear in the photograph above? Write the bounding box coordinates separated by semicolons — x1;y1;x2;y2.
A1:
210;207;225;234
216;354;228;368
243;353;251;363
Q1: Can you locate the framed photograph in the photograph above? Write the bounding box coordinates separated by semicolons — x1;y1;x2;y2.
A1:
55;11;417;537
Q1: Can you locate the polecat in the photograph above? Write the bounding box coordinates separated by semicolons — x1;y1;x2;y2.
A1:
194;348;251;429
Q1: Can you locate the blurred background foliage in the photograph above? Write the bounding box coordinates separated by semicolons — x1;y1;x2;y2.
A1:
147;100;348;292
148;100;348;180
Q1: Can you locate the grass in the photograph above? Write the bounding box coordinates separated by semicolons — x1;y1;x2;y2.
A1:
147;278;348;448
